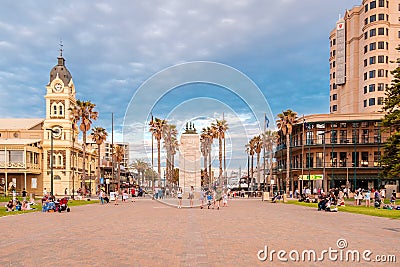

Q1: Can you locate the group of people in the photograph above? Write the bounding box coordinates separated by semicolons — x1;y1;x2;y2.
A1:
5;188;35;212
175;186;229;209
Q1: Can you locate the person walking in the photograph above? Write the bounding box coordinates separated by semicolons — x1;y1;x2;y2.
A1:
99;190;104;205
177;187;183;208
390;190;396;206
200;188;205;209
215;187;223;210
189;186;195;208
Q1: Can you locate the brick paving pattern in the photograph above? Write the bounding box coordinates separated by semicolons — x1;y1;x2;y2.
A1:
0;198;399;266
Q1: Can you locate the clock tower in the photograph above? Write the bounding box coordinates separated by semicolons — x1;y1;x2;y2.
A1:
42;48;78;196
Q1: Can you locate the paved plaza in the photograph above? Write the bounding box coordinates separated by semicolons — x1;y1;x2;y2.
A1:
0;198;399;266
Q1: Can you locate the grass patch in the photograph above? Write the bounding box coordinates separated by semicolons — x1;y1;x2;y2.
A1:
287;200;400;219
0;199;99;218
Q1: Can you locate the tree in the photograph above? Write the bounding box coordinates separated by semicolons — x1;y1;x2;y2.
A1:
163;123;178;187
211;119;228;186
90;127;108;190
263;130;279;195
381;62;400;177
131;159;149;186
245;140;255;190
69;100;98;194
201;127;214;186
276;109;298;194
149;117;167;187
113;144;125;191
252;135;263;190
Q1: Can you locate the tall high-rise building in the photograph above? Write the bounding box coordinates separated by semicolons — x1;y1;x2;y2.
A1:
329;0;400;114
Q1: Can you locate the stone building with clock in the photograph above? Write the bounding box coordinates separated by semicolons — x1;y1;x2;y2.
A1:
0;53;98;197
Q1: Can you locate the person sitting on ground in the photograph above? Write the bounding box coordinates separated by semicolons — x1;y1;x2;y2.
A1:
6;200;14;211
318;193;327;211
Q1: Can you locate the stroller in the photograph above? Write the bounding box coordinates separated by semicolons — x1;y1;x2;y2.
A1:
55;197;70;212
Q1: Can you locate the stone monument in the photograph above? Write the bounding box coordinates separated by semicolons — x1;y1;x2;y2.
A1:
179;122;201;195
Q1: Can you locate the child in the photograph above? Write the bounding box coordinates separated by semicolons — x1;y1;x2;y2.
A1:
223;192;228;207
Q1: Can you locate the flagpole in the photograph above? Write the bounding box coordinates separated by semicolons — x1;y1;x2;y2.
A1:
151;114;154;191
301;114;305;194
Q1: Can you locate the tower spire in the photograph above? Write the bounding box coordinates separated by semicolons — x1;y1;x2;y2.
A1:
59;39;63;57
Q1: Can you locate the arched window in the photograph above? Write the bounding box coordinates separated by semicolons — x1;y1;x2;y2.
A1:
58;104;64;116
58;154;63;166
52;104;58;116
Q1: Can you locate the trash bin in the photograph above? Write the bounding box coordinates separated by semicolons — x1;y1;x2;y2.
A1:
283;193;288;202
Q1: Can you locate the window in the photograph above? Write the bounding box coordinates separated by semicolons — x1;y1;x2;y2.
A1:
339;130;347;144
369;56;376;64
362;129;369;144
399;31;400;38
370;42;376;50
378;55;384;63
378;97;384;105
53;105;57;115
378;13;385;20
378;69;384;77
378;0;384;7
378;28;385;35
333;50;336;56
374;151;381;166
386;70;388;77
361;152;369;167
369;98;376;106
365;18;368;25
306;153;314;168
58;104;63;116
316;152;323;168
364;59;368;67
332;94;337;100
369;84;376;92
364;99;367;107
370;28;376;37
378;41;385;49
378;83;385;91
364;45;368;53
7;150;23;163
333;83;337;89
370;1;376;9
364;86;368;94
364;32;368;39
333;39;336;45
332;105;337;112
330;152;337;167
331;130;337;144
364;72;368;80
369;70;376;78
332;61;335;67
333;72;335;78
365;4;369;12
370;14;377;22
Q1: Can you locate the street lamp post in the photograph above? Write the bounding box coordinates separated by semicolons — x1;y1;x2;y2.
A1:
46;128;58;196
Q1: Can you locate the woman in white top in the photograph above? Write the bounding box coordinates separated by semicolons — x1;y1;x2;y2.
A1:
177;187;183;208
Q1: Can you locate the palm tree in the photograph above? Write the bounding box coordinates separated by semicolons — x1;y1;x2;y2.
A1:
263;130;279;195
163;123;177;187
113;144;125;192
204;126;215;186
211;119;228;186
131;159;149;186
276;109;298;194
90;127;108;190
170;136;179;186
252;135;263;190
200;128;211;186
149;117;167;187
69;100;98;194
245;141;255;190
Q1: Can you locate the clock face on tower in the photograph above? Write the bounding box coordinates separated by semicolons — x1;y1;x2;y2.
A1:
53;83;63;92
52;126;62;139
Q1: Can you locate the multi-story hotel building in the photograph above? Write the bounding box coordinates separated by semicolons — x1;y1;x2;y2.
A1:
329;0;400;114
0;53;98;196
274;0;400;193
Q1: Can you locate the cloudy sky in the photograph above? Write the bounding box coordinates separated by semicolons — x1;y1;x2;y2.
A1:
0;0;361;170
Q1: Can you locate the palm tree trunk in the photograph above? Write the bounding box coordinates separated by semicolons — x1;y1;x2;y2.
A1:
117;163;120;192
257;152;261;191
269;147;273;196
97;143;101;191
203;154;208;187
208;149;212;187
251;154;254;190
157;139;161;187
286;134;290;194
82;130;87;195
218;136;222;185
